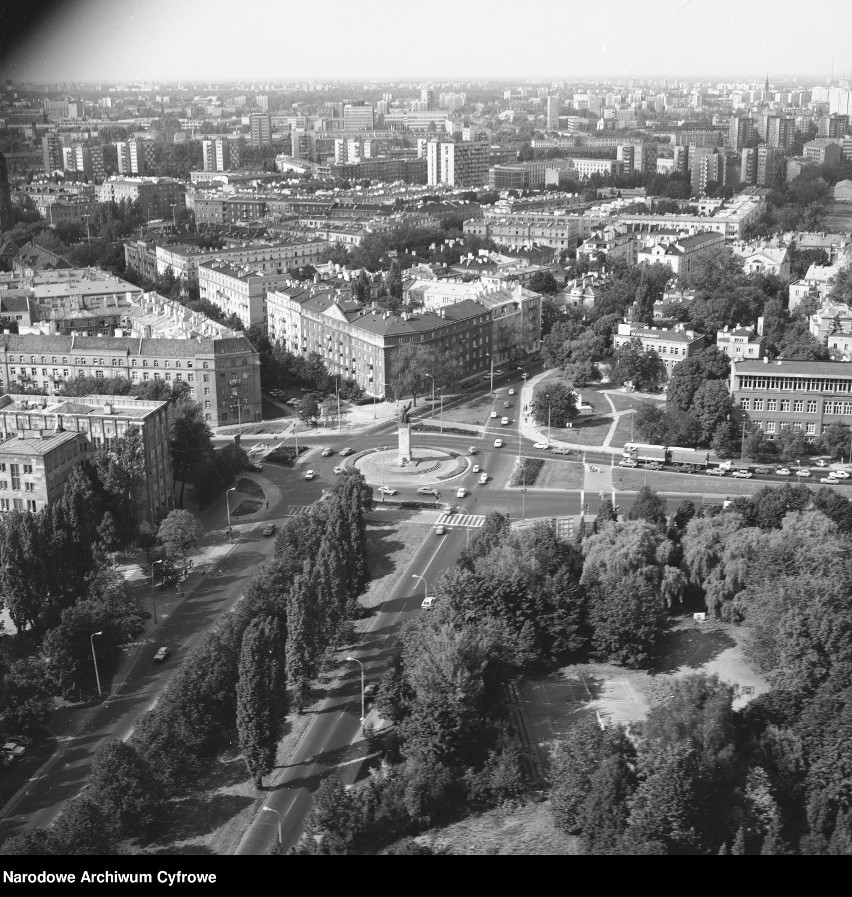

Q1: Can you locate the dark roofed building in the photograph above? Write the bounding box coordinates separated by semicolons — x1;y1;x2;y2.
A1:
12;241;72;275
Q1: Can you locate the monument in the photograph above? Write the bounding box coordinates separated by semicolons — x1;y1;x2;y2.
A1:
397;400;413;464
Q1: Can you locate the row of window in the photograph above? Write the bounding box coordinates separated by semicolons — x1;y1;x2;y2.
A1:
741;398;852;414
0;498;37;512
755;421;817;436
0;480;35;492
737;376;852;393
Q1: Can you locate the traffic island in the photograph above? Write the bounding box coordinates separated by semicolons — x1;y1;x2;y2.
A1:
353;446;468;489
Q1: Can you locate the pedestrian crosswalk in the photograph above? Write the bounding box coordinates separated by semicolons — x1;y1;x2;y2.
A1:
436;512;486;528
283;504;311;516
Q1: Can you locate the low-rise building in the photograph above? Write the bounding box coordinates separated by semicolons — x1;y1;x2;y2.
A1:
788;263;840;311
731;356;852;440
0;392;174;522
576;227;635;265
613;321;706;372
809;301;852;357
716;322;767;360
637;231;725;279
739;246;791;281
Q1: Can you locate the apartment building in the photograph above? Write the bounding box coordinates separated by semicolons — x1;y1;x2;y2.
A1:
197;261;291;330
97;177;186;222
201;138;239;172
343;105;375;131
0;429;88;515
732;357;852;440
613;321;706;372
193;195;267;226
0;392;173;522
803;139;843;166
426;138;488;187
250;113;272;146
153;238;325;287
42;135;64;174
809;301;852;357
115;140;154;175
0;333;260;429
716;322;766;360
619;195;764;240
637;231;725;279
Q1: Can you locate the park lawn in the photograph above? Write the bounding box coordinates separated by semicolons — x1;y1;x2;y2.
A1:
610;412;637;450
441;393;496;426
614;468;772;496
548;414;612;449
605;390;661;413
823;202;852;234
534;460;585;490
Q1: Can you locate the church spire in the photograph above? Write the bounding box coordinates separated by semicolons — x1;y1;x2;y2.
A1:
765;74;770;95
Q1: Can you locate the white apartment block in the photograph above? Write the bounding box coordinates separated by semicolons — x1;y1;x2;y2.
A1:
198;262;292;331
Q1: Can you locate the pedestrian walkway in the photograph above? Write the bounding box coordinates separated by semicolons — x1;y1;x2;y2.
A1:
282;504;311;516
436;512;486;528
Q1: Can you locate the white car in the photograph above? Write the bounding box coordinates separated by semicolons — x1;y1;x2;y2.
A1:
479;473;488;484
304;469;315;480
501;417;510;425
796;468;811;478
472;464;481;473
832;469;850;479
417;487;439;496
378;485;397;495
421;596;437;610
333;465;344;475
619;458;638;468
494;438;503;448
154;647;170;663
731;469;753;478
508;388;516;395
456;487;467;498
533;442;549;450
820;476;840;485
490;410;498;418
775;467;791;476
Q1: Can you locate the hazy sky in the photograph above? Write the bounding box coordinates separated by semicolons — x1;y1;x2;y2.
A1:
3;0;852;83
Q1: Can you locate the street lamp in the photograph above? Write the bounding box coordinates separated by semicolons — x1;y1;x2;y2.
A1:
546;392;552;445
486;353;496;392
412;573;428;601
82;213;91;243
90;631;103;697
425;373;435;418
151;559;164;623
438;387;443;433
262;806;281;846
170;203;177;228
226;486;237;542
345;656;365;725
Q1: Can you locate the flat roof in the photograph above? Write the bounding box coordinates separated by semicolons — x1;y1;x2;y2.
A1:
0;429;83;456
733;358;852;376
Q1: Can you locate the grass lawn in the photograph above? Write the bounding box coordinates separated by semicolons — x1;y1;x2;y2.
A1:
534;460;585;490
441;393;496;426
605;390;661;413
610;412;637;449
823;202;852;233
548;414;612;448
614;469;771;496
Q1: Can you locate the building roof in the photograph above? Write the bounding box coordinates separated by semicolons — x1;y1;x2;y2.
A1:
0;332;256;358
0;429;84;456
669;231;724;251
0;393;170;420
733;358;852;376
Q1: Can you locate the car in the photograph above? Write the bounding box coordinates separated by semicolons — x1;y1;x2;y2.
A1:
674;464;694;473
508;388;515;395
775;467;791;476
753;466;773;475
287;399;301;407
421;596;437;610
154;647;170;663
832;469;850;479
479;472;488;484
706;467;727;476
493;369;505;376
363;683;378;702
417;486;439;496
378;485;397;495
333;465;344;474
262;524;276;537
619;458;638;468
321;447;334;457
490;410;497;418
435;525;447;535
552;447;571;455
821;476;840;485
494;438;503;448
796;468;811;478
814;458;831;467
472;464;481;473
644;461;663;471
340;447;354;456
304;470;315;480
2;742;26;759
503;401;511;408
468;446;478;455
732;469;753;478
456;487;467;498
249;463;264;472
501;416;510;425
533;442;550;450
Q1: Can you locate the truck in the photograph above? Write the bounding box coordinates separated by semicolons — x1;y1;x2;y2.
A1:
622;442;667;463
668;447;710;468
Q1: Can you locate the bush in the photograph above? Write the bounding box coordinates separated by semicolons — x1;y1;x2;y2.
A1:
412;423;479;436
266;445;309;464
509;458;545;487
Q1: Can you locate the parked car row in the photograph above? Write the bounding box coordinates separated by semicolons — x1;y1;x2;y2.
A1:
619;458;852;482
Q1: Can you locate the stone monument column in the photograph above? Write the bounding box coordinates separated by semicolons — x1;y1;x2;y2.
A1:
398;400;413;465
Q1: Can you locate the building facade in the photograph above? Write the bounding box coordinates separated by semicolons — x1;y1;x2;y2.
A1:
97;178;186;222
613;321;706;372
198;261;291;330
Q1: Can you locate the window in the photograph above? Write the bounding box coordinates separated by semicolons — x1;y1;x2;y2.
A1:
203;362;209;369
26;500;36;512
740;398;751;411
767;399;777;412
23;464;32;474
0;499;8;511
204;400;211;409
10;464;20;490
25;482;34;492
188;375;194;382
754;399;764;411
143;373;149;381
806;422;816;435
153;361;158;368
766;421;776;433
13;498;22;511
807;400;817;413
793;400;804;413
203;375;209;383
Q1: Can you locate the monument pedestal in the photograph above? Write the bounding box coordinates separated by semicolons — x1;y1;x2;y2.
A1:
398;425;412;464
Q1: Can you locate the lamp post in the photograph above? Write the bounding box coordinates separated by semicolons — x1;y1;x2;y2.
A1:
226;486;236;542
151;559;164;623
336;376;341;433
425;373;435;418
439;388;443;433
345;656;365;725
229;377;243;436
170;203;177;228
90;631;103;697
486;353;496;392
82;213;91;243
412;572;428;601
740;418;748;465
546;392;552;445
262;807;282;846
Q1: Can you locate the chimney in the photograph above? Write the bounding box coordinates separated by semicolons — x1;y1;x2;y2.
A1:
763;355;769;364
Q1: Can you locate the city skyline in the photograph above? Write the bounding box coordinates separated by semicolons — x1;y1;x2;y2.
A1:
3;0;852;84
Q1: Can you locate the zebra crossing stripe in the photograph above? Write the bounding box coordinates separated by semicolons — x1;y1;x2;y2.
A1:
284;505;311;516
437;513;486;528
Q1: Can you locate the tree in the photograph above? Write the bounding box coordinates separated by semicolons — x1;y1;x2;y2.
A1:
298;393;320;426
817;422;852;461
0;656;53;733
236;616;287;788
89;740;163;837
91;426;146;536
531;381;578;429
157;509;201;565
611;337;665;391
692;381;734;445
627;486;667;529
527;270;558;295
50;795;117;855
633;402;669;445
390;343;437;405
169;395;214;507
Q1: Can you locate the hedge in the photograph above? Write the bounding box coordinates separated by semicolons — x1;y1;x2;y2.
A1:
509;457;545;487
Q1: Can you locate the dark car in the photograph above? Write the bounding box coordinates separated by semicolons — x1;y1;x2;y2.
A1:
263;524;276;537
753;466;772;475
674;464;694;473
